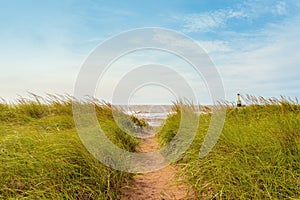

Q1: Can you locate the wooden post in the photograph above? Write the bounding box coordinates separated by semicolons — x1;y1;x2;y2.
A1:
237;93;242;107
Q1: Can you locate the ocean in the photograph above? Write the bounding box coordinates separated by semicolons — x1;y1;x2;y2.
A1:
117;105;210;127
117;105;174;127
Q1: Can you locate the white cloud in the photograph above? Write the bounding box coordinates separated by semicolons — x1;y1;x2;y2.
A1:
208;15;300;101
178;0;299;33
182;12;223;32
273;1;288;15
197;40;232;54
180;9;247;32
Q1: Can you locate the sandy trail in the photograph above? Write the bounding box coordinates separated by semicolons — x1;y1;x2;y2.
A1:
120;132;195;200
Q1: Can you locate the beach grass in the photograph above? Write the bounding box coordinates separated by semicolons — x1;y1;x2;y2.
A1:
0;94;139;199
158;96;300;199
2;93;300;199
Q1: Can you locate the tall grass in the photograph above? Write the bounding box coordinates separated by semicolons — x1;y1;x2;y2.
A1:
158;96;300;199
0;94;139;199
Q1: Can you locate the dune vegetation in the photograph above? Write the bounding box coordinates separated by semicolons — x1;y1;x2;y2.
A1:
0;94;141;199
1;94;300;199
158;96;300;199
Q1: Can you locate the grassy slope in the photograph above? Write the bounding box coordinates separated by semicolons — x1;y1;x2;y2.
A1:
0;98;139;199
158;101;300;199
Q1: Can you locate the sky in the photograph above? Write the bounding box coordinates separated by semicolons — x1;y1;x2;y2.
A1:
0;0;300;105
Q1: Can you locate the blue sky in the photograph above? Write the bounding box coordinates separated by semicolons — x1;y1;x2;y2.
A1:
0;0;300;104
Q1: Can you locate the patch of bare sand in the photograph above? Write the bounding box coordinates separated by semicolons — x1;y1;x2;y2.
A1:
120;134;195;200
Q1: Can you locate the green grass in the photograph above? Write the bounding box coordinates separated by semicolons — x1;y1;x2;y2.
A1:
158;97;300;199
0;94;140;199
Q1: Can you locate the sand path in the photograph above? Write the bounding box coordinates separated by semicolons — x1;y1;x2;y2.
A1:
120;132;195;200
